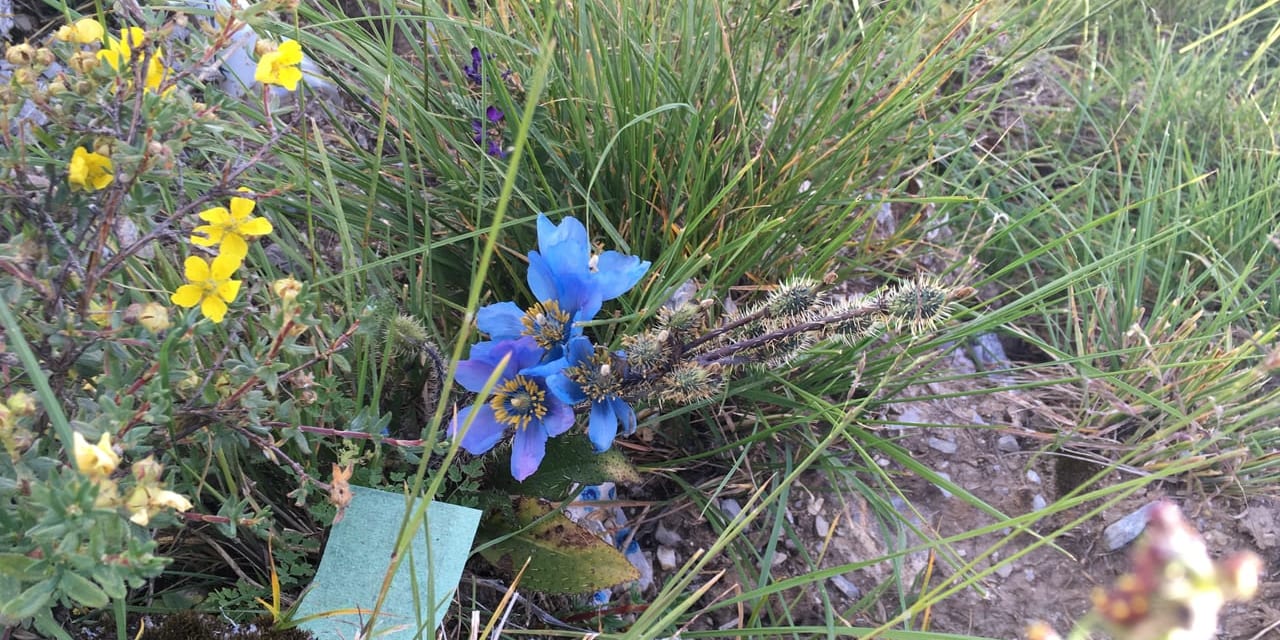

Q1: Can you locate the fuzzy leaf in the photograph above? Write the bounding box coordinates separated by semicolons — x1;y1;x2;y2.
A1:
0;577;56;624
477;497;639;594
59;571;109;608
493;434;641;497
0;553;39;577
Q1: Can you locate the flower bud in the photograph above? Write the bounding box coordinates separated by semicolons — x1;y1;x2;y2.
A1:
138;302;171;333
34;48;56;68
131;455;165;482
12;68;38;87
69;50;99;74
5;43;36;66
56;18;105;44
47;79;68;95
254;39;277;57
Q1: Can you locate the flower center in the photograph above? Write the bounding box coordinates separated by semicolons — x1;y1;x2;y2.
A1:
566;347;622;401
520;300;571;350
489;375;548;431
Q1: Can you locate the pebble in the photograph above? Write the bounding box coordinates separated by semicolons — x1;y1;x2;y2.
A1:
995;562;1014;579
719;498;742;519
815;514;831;538
654;522;682;547
770;552;789;568
1023;568;1036;582
935;472;953;499
657;546;679;571
1032;494;1047;511
1103;502;1158;551
830;575;860;599
1026;469;1041;484
926;437;958;454
997;435;1020;452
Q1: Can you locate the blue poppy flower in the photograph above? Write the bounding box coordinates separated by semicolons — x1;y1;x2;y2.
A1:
478;215;651;359
546;336;637;452
448;336;574;481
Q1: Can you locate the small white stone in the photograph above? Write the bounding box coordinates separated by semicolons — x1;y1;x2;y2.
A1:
815;514;831;538
654;522;682;547
1026;469;1041;484
770;552;789;568
935;472;953;499
719;498;742;519
830;575;860;599
1032;494;1047;511
997;435;1020;452
1102;502;1159;551
657;546;679;571
1023;569;1036;582
927;437;958;454
995;562;1014;579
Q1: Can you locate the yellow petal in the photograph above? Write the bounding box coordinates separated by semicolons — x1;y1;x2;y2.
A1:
152;489;193;512
276;67;303;92
229;196;255;220
278;40;303;64
74;18;104;43
210;253;242;280
197;206;230;224
216;279;241;304
237;217;273;237
69;147;89;189
183;255;210;282
121;27;146;50
201;295;228;323
190;226;223;247
171;284;204;308
255;51;281;84
219;235;248;261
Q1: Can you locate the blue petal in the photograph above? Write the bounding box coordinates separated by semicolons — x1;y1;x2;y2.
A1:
545;371;586;404
588;400;619;452
542;395;577;438
511;423;548;481
455;358;499;393
564;336;595;367
523;355;568;378
477;302;525;340
507;336;550;370
453;405;506;455
526;251;558;303
537;214;591;277
593;251;651;300
612;397;638;436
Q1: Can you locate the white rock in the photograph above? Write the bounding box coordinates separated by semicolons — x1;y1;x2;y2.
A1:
719;498;742;519
997;435;1020;452
1026;469;1041;484
654;522;682;547
926;437;958;454
815;514;831;538
830;575;860;599
1032;494;1047;511
656;546;678;571
1102;502;1159;551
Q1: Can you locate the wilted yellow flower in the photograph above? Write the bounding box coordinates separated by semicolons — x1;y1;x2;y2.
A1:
56;18;105;44
255;39;303;91
170;254;242;323
6;391;36;416
72;432;120;480
125;301;172;333
271;276;302;303
191;192;272;259
69;146;113;191
125;485;194;526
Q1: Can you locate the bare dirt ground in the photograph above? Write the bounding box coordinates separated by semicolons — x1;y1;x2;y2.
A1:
631;341;1280;639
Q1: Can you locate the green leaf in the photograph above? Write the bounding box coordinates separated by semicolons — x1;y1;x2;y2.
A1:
60;571;109;608
476;497;639;594
0;553;39;578
492;434;642;497
0;577;56;624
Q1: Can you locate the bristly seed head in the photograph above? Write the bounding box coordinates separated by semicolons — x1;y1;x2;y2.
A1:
657;301;706;337
622;330;667;375
876;277;953;333
823;297;884;346
520;299;572;349
658;362;723;406
385;314;432;358
767;277;822;319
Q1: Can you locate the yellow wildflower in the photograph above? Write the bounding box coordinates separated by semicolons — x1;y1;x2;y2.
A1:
69;146;113;191
125;485;194;526
171;253;242;323
72;432;120;480
254;40;303;91
97;27;146;70
271;276;302;303
56;18;105;44
191;192;272;259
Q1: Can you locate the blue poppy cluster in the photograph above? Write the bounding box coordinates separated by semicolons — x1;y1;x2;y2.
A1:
448;215;651;481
